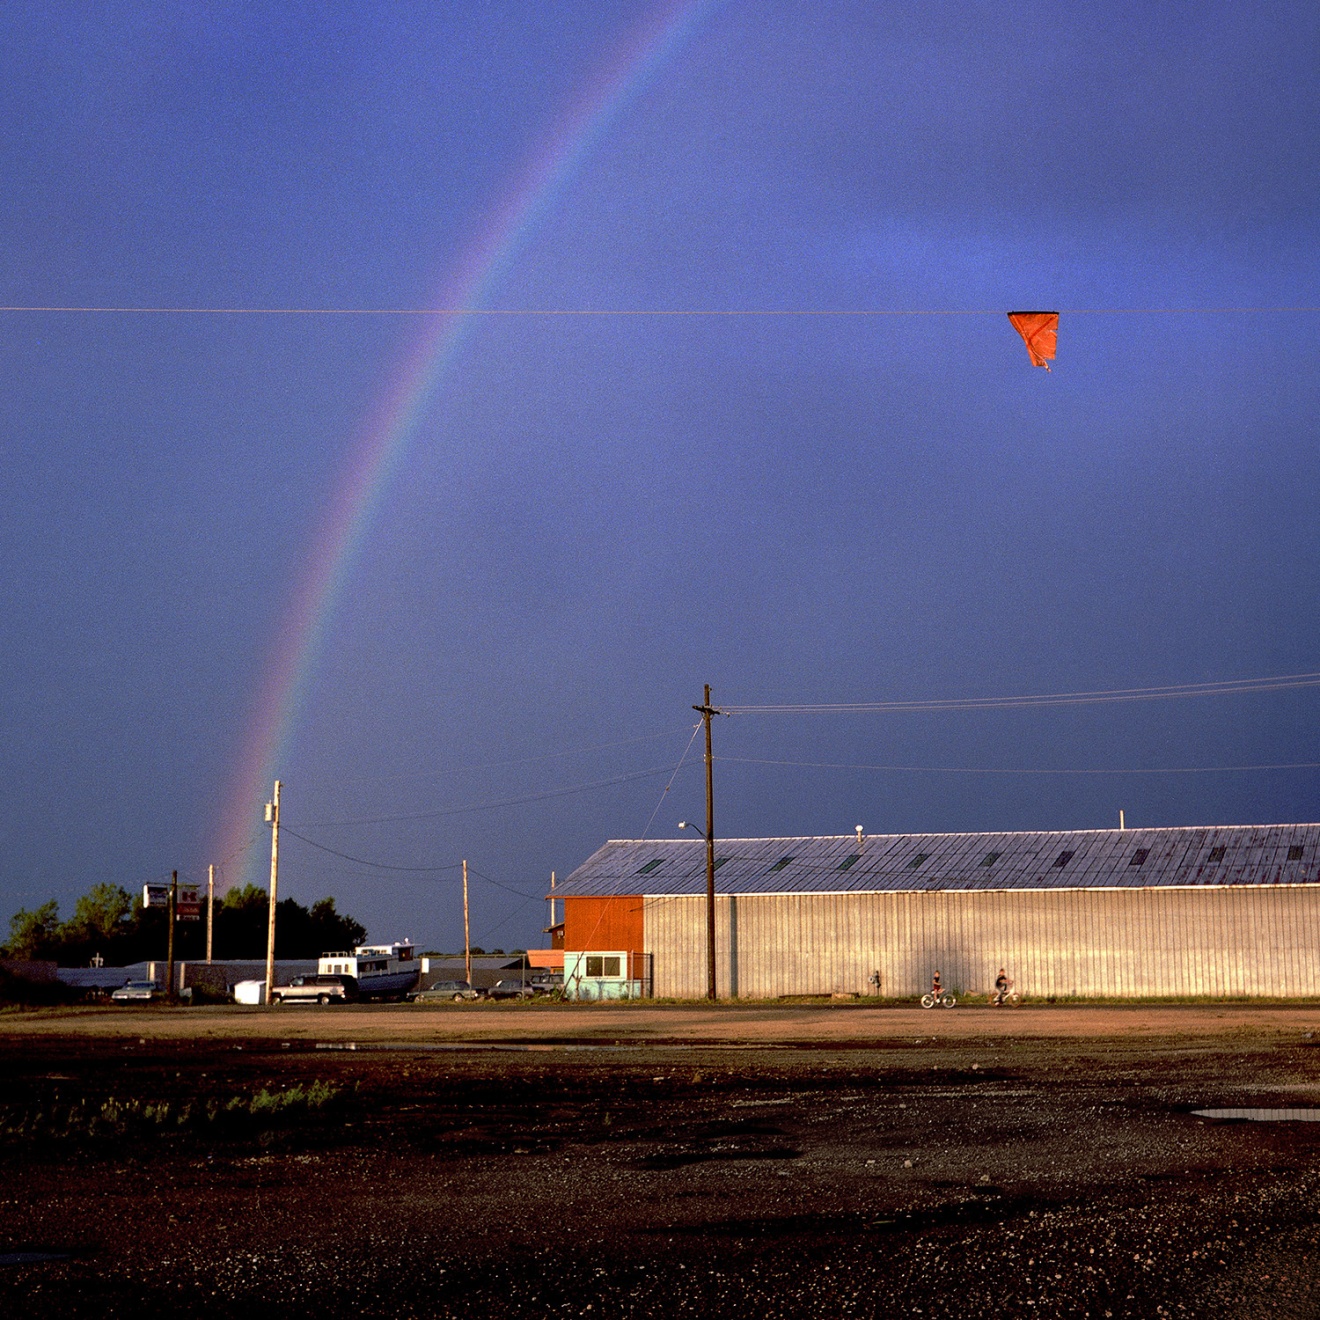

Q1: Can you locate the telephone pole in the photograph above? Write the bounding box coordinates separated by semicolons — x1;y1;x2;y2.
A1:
264;780;281;1006
462;859;471;987
693;684;721;1001
166;870;178;1002
206;863;215;964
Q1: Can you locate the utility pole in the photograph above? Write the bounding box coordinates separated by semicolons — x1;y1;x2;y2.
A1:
549;870;556;930
463;859;471;987
166;870;178;1003
693;684;721;1001
206;864;215;964
264;780;281;1006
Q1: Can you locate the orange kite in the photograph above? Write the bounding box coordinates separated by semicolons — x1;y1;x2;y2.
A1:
1007;311;1058;370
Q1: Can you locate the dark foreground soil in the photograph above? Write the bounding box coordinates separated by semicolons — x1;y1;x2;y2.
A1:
3;1005;1320;1318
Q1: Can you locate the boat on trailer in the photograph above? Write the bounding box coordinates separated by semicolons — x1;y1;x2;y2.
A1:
318;942;419;999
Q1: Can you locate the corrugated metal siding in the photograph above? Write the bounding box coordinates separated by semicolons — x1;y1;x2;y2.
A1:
562;896;644;953
554;825;1320;898
643;886;1320;999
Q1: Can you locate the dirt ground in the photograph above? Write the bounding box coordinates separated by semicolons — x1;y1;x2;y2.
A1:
3;1002;1320;1318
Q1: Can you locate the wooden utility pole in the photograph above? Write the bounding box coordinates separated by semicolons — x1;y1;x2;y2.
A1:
264;780;281;1006
206;863;215;964
463;859;471;987
693;684;721;1001
166;870;178;1002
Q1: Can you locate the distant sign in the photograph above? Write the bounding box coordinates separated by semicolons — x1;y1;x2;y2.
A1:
142;883;202;920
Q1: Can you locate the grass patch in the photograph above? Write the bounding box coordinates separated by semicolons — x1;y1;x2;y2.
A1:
0;1079;343;1145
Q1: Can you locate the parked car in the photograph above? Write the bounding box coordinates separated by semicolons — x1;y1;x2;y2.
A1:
486;978;535;1000
410;979;481;1003
529;973;564;996
110;980;160;1003
270;973;358;1005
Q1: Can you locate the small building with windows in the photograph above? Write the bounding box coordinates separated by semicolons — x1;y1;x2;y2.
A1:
551;823;1320;999
562;950;652;1000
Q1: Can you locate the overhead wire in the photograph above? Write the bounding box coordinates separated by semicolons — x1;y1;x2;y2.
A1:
718;755;1320;777
721;671;1320;715
305;725;693;789
279;826;465;873
3;305;1318;317
302;763;695;827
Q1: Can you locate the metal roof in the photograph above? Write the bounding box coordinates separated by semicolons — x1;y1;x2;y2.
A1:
551;824;1320;898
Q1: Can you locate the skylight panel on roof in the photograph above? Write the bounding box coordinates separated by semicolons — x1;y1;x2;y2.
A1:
838;854;861;871
1207;847;1226;863
1054;850;1075;867
907;853;929;869
1130;849;1149;866
1289;845;1305;861
769;855;795;872
981;852;1001;867
714;857;731;870
636;859;665;875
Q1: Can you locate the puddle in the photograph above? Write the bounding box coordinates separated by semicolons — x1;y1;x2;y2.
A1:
1193;1108;1320;1122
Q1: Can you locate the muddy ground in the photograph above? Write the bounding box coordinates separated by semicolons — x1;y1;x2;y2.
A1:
3;1003;1320;1318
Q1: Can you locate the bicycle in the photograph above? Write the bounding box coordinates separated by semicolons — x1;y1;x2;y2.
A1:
991;983;1020;1007
920;991;958;1008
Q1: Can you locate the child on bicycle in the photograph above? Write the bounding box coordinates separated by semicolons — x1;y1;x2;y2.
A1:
931;970;943;1000
993;968;1012;1006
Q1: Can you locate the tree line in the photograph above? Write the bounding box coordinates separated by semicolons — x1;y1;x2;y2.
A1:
3;882;368;966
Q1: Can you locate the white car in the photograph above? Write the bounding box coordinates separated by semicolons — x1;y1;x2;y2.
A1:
110;980;160;1003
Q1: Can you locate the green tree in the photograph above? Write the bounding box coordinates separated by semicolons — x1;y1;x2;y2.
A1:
66;883;132;941
307;898;366;954
5;901;61;960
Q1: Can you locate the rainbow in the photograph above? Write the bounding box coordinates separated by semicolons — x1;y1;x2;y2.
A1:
212;0;723;892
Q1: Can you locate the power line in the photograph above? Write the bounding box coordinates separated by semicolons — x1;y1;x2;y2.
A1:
302;763;694;827
722;671;1320;716
279;826;465;873
279;827;543;900
308;725;693;789
719;756;1320;777
3;304;1318;317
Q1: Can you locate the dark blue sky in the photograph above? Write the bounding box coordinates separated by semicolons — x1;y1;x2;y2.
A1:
2;1;1317;954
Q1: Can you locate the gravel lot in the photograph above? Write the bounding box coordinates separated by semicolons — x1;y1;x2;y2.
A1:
2;1003;1319;1318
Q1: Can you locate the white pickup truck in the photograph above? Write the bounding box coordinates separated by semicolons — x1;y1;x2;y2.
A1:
270;973;358;1005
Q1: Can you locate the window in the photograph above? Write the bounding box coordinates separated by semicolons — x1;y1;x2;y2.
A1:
838;854;861;871
1053;850;1075;868
769;855;796;872
636;859;665;875
1129;849;1149;866
603;956;621;977
1207;847;1226;864
1289;845;1305;861
907;853;929;869
981;852;1001;867
585;956;602;977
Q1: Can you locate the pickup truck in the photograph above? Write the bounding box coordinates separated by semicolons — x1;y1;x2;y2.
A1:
270;974;358;1005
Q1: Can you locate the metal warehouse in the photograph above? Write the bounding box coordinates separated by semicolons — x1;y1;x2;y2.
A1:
552;823;1320;999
